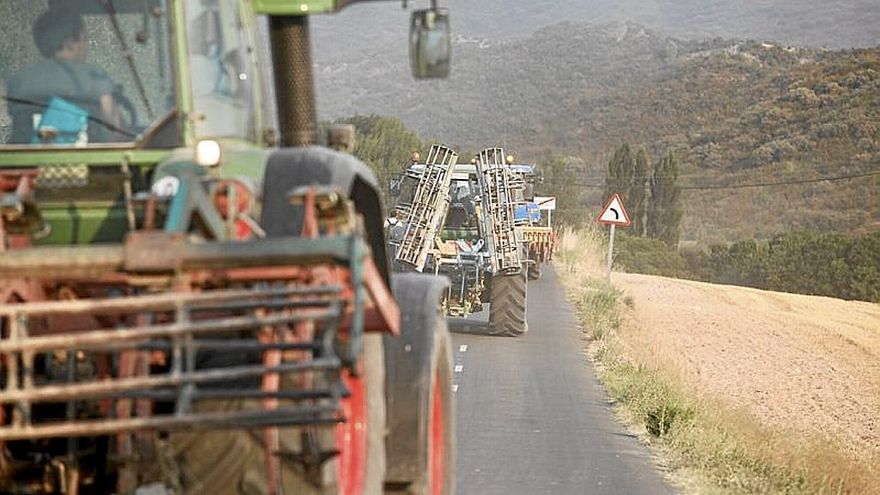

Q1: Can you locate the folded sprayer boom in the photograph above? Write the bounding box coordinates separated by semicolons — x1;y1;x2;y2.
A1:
394;144;458;271
476;148;524;275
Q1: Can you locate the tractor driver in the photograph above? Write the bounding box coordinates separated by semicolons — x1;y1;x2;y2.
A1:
6;8;122;144
445;182;474;229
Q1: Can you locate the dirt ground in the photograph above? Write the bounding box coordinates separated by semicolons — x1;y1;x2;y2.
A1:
612;273;880;459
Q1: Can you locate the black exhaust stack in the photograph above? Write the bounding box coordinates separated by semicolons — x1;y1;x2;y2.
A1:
269;15;317;147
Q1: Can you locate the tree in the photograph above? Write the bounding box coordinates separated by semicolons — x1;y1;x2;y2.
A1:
849;230;880;302
535;155;581;225
630;148;649;236
603;144;634;206
647;151;682;247
337;115;423;203
604;144;649;236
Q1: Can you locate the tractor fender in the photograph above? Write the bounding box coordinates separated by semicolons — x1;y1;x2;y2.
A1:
260;146;391;284
383;272;451;486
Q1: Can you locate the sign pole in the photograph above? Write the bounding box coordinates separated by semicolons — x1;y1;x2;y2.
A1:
606;224;615;284
597;192;629;284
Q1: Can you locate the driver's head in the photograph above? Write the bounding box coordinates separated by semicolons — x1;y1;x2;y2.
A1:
33;9;87;61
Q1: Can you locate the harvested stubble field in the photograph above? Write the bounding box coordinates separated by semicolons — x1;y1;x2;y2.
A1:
556;228;880;493
614;273;880;460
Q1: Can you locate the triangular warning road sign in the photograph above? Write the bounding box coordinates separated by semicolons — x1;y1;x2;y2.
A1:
597;193;631;227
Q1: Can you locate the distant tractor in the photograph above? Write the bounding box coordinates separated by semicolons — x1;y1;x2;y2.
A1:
508;163;556;280
389;146;529;337
0;0;455;494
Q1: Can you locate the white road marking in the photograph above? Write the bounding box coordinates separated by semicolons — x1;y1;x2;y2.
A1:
459;344;468;352
452;384;459;393
454;365;463;372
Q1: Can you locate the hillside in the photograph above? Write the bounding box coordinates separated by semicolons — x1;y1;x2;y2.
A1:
315;22;880;242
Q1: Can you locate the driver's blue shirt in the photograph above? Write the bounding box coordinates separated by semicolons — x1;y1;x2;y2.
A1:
6;58;115;143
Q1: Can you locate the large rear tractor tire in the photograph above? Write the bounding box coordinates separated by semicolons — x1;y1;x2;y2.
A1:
488;272;528;337
333;332;387;495
169;334;385;495
384;274;455;495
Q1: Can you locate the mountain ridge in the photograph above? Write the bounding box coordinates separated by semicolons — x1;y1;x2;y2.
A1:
316;20;880;242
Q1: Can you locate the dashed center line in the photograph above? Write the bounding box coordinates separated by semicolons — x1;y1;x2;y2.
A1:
454;365;464;372
459;344;468;352
452;384;459;393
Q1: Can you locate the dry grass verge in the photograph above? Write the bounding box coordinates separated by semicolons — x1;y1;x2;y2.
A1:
555;227;879;495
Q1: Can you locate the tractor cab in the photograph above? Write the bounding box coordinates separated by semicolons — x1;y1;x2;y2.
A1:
1;0;451;248
0;0;276;247
0;2;456;494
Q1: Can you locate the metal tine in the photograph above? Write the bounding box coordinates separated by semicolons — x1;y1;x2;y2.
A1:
0;308;339;354
0;357;341;404
0;405;342;441
177;304;194;416
113;388;341;401
65;348;77;461
133;340;321;353
0;285;343;318
188;297;340;315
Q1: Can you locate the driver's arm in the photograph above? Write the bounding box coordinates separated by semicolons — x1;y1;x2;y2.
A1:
99;93;121;130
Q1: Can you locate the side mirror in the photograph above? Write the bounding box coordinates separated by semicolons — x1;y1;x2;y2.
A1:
409;9;451;79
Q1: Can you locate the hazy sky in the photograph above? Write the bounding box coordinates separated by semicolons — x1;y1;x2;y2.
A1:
314;0;880;54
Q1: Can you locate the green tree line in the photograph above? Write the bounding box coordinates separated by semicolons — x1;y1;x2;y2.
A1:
614;230;880;303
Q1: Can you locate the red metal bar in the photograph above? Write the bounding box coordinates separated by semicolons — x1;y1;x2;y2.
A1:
0;358;340;404
0;309;334;354
0;405;340;441
259;321;283;495
362;256;400;335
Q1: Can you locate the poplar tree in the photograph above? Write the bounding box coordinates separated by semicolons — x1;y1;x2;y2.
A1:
630;148;649;236
604;144;649;236
647;151;683;246
604;143;634;206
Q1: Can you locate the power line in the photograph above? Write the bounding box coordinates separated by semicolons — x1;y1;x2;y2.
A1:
547;168;880;191
680;170;880;190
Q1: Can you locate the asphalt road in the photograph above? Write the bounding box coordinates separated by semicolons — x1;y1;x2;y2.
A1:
449;267;675;495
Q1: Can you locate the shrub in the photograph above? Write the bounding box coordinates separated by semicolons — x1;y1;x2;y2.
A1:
706;230;880;302
613;234;692;278
708;239;770;288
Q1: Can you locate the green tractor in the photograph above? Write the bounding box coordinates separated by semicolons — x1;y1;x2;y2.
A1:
389;146;528;337
0;1;454;494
